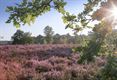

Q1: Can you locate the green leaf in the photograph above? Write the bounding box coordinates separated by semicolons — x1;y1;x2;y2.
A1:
25;14;32;25
14;22;20;28
62;16;68;23
6;6;14;12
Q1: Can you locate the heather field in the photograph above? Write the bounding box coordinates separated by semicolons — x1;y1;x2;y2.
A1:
0;44;106;80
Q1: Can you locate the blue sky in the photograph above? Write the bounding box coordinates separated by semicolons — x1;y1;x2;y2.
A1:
0;0;87;40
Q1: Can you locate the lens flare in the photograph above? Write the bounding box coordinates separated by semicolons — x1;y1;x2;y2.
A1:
105;3;117;28
109;5;117;20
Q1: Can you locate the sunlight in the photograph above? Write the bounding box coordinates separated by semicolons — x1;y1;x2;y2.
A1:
109;5;117;20
105;3;117;28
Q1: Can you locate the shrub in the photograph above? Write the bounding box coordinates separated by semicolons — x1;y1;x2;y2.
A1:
99;54;117;80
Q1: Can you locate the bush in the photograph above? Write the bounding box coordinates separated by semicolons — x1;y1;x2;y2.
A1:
99;54;117;80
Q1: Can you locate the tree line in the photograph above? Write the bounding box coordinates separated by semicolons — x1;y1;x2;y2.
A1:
12;25;89;45
12;25;117;48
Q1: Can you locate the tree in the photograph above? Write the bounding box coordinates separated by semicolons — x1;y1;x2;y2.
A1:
22;32;34;44
12;30;24;44
62;0;117;63
34;35;44;44
44;26;54;44
12;30;34;44
53;34;61;44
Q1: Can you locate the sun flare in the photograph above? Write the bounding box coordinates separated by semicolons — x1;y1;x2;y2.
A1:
110;5;117;19
105;3;117;27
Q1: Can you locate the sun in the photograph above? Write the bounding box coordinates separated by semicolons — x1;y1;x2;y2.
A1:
105;3;117;27
109;5;117;19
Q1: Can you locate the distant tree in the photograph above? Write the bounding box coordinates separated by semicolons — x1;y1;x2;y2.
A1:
53;34;61;44
59;35;67;44
22;32;34;44
44;26;54;44
65;33;71;43
12;30;24;44
34;35;44;44
53;33;79;44
73;32;79;44
12;30;34;44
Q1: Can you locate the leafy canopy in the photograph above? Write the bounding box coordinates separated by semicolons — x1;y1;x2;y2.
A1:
6;0;117;32
6;0;67;28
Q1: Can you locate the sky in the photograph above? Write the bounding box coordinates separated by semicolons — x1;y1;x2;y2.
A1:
0;0;88;41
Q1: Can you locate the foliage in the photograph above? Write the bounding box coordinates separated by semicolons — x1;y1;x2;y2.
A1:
105;29;117;48
53;34;61;44
34;35;44;44
6;0;66;27
12;30;34;44
62;0;102;31
11;28;88;45
98;54;117;80
66;0;117;63
44;26;54;44
78;40;103;64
